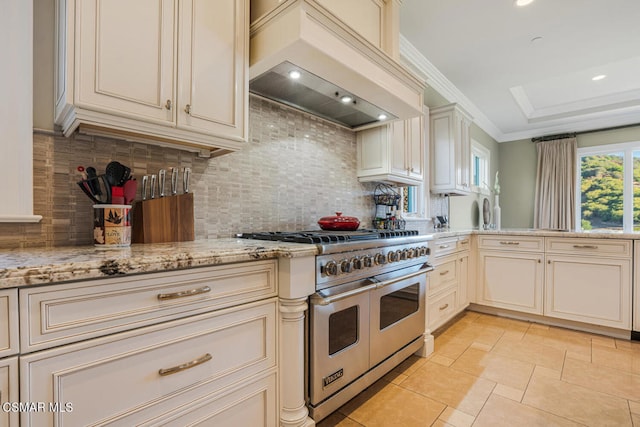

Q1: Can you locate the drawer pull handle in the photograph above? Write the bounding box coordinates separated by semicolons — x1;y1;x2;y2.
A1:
439;244;450;249
439;270;449;276
572;245;598;249
157;286;211;300
158;353;212;376
460;240;469;245
439;303;449;311
499;241;520;245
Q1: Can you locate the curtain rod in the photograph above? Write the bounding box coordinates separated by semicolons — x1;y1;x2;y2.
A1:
531;123;640;143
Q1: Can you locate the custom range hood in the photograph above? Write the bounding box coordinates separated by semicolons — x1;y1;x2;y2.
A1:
249;0;425;130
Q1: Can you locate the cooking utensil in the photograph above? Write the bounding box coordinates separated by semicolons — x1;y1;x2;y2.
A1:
141;175;149;200
183;167;191;193
170;167;178;195
150;174;157;199
105;161;131;187
123;179;137;205
318;212;360;231
158;169;166;197
86;166;100;196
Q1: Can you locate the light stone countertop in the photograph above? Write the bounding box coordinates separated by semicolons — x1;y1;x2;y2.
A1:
0;239;317;289
431;228;640;240
3;229;639;289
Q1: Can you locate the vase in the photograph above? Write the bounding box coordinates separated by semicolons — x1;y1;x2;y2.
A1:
493;195;501;230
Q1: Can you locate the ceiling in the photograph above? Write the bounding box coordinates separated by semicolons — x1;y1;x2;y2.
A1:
399;0;640;142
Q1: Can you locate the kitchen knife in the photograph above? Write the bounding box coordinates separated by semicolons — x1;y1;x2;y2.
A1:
170;167;178;196
158;169;166;197
183;167;191;194
150;174;157;199
141;175;149;200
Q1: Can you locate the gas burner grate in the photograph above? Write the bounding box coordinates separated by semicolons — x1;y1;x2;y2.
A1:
238;229;419;244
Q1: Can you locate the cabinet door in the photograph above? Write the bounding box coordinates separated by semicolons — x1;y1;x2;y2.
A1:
407;114;424;180
455;112;471;191
0;357;19;427
76;0;175;122
177;0;248;141
545;255;631;329
389;120;408;177
457;253;469;309
477;251;544;314
0;289;18;359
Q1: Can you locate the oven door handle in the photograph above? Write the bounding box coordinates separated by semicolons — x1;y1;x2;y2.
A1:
311;283;378;306
373;263;434;289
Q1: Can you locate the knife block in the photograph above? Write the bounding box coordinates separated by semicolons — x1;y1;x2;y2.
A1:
132;193;194;244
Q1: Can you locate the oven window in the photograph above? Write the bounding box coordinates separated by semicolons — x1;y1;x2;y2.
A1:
379;283;419;330
328;306;359;355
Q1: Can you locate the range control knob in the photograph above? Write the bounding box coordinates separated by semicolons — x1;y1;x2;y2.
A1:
374;253;387;265
419;246;429;257
352;257;364;270
400;249;408;260
362;255;373;268
407;248;416;259
340;259;352;273
324;261;338;276
387;251;398;263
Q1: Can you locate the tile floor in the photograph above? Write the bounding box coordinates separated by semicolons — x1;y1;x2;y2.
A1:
316;311;640;427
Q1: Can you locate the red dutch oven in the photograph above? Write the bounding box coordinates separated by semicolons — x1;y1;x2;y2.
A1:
317;212;360;231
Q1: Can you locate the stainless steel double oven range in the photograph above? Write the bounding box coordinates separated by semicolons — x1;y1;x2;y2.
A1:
239;229;433;422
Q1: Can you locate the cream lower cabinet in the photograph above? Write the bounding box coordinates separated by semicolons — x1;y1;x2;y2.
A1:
427;236;470;331
55;0;248;156
545;238;632;329
635;241;640;332
0;289;19;427
18;260;279;427
21;299;277;426
476;236;544;315
0;356;19;427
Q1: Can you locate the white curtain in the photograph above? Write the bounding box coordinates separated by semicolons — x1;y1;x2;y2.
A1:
533;137;577;230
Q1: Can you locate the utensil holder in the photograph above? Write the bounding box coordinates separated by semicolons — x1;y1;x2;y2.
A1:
132;193;194;243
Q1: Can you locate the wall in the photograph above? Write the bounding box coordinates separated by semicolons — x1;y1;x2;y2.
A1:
0;96;387;249
499;125;640;229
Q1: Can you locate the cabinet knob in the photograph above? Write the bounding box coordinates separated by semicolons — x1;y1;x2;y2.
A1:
165;99;172;110
185;104;192;115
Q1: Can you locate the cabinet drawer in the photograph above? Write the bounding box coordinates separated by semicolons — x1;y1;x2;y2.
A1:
428;288;457;331
430;257;458;295
0;356;19;427
20;299;277;426
0;289;18;358
545;238;631;257
20;260;277;352
432;237;459;257
477;235;544;252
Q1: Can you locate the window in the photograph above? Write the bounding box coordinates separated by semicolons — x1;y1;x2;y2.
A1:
471;140;490;194
577;141;640;232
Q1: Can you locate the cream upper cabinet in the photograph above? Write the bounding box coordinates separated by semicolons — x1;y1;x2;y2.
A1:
545;238;632;329
476;236;545;315
430;103;472;195
55;0;248;157
357;108;426;186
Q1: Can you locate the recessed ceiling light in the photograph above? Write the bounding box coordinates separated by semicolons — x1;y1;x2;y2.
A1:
377;114;388;121
340;95;353;103
592;74;607;81
515;0;534;6
288;70;301;79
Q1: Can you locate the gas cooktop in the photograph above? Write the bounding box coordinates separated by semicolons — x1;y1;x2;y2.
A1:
238;229;419;244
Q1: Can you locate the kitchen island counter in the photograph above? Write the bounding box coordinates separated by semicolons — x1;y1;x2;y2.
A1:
0;238;318;289
432;228;640;240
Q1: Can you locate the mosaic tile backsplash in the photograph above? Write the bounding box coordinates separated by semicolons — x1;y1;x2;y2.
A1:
1;96;390;248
